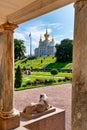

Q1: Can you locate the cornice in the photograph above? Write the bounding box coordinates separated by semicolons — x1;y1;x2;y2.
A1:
7;0;74;24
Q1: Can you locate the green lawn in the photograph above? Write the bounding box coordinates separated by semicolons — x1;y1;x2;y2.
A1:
15;56;72;70
15;71;72;91
15;56;56;69
32;71;72;77
46;62;72;69
15;56;72;91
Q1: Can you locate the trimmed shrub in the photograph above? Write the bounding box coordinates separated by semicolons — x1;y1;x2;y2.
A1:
58;78;62;82
22;84;26;88
26;81;32;86
62;78;67;82
44;79;49;84
65;76;70;81
15;65;22;88
50;69;58;79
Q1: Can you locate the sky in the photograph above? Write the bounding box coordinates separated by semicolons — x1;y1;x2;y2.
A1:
14;3;75;55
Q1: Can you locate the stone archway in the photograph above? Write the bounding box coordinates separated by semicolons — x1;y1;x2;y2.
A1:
0;0;87;130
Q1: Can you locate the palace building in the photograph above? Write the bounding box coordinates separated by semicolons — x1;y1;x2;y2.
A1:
35;29;56;57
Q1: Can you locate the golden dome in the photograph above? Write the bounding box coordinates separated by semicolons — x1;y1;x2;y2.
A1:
44;28;49;41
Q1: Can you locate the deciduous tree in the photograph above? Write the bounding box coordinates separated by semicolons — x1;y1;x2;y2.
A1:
14;39;26;60
55;39;73;62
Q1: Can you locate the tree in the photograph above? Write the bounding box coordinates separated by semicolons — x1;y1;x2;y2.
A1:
15;65;22;88
55;39;73;62
51;69;58;79
14;39;26;60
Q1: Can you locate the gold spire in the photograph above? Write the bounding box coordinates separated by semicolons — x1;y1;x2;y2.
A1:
44;28;49;41
39;35;42;42
51;36;55;44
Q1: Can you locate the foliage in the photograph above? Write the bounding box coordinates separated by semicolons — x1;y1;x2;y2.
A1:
50;69;58;79
21;71;72;86
28;56;37;60
46;62;71;69
15;56;72;70
15;71;72;90
15;65;22;88
22;66;26;71
15;56;56;69
14;39;26;60
55;39;73;62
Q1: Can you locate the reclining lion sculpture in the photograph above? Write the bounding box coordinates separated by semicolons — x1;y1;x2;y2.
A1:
22;93;51;115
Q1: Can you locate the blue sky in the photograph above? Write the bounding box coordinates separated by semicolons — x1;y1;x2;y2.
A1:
14;3;74;55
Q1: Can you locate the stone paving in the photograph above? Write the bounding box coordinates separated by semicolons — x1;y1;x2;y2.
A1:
14;84;72;130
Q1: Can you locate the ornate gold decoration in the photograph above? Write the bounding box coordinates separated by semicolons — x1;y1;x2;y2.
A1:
44;28;49;41
51;36;55;44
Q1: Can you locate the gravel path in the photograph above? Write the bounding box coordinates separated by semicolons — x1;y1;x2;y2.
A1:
14;84;72;130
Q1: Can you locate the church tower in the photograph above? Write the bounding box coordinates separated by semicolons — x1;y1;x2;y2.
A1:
51;36;55;44
35;28;55;57
44;28;49;41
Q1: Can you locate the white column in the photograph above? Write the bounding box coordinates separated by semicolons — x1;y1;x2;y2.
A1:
0;23;17;117
0;23;20;130
72;1;87;130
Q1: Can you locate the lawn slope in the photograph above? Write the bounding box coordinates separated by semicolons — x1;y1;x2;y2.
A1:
15;56;72;69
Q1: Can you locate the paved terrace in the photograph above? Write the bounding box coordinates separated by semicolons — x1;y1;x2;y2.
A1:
14;84;72;130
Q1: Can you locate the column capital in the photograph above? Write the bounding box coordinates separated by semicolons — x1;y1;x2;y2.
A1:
74;0;87;13
2;22;18;31
75;0;87;4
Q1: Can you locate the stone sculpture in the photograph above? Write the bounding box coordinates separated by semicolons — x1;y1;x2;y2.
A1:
20;93;54;120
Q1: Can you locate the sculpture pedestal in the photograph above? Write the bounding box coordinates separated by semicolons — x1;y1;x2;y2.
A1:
20;107;56;120
0;110;20;130
19;108;65;130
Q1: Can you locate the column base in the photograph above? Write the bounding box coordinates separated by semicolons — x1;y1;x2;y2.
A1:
0;109;20;130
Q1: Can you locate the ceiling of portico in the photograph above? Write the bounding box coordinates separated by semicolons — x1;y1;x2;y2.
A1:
0;0;75;25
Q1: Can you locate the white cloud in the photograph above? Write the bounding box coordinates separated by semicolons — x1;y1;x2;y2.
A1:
14;32;26;41
14;22;53;55
14;20;72;55
48;23;62;30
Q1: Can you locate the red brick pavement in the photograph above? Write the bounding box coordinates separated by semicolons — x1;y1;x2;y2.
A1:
14;84;72;130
